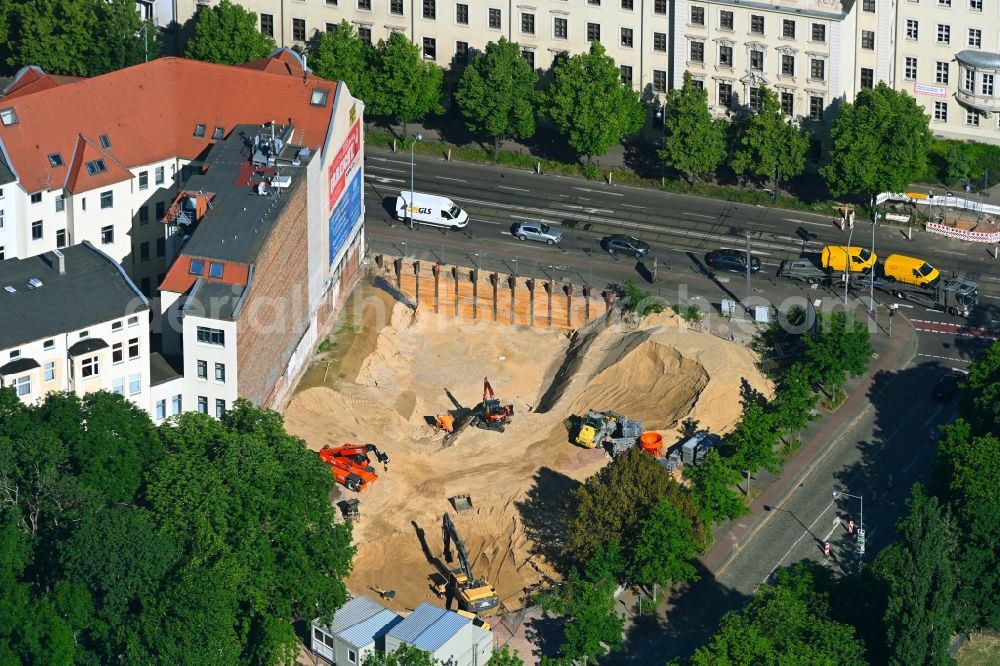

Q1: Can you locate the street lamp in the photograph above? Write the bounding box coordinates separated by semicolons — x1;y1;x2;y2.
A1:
832;489;865;557
870;213;879;314
844;210;855;308
408;133;423;229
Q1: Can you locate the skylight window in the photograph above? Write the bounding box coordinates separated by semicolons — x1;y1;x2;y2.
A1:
194;124;206;138
85;159;107;175
99;134;111;148
310;89;329;106
48;153;64;167
0;108;17;126
212;126;225;140
208;262;224;278
189;260;205;275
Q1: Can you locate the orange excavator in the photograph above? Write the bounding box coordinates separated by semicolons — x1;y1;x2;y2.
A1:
471;377;513;433
318;443;390;492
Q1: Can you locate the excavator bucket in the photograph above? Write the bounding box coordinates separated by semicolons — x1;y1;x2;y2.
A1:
450;494;474;512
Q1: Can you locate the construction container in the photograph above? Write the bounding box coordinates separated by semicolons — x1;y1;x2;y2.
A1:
640;432;664;457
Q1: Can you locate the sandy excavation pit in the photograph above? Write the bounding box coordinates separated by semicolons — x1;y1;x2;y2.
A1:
283;284;772;613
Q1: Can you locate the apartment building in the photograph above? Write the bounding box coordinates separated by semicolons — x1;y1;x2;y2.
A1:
893;0;1000;142
0;243;153;411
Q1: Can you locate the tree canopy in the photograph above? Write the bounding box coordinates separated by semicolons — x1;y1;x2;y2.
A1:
731;85;809;194
455;37;539;158
368;32;444;137
543;41;645;162
184;0;277;66
958;342;1000;435
308;20;375;103
804;312;874;394
821;82;933;199
660;71;727;181
0;389;354;664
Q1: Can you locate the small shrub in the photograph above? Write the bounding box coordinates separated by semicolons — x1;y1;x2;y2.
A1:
317;337;335;353
581;163;600;181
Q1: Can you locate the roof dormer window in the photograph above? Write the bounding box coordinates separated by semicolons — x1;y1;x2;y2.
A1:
212;126;224;140
189;260;205;275
85;159;107;175
310;89;329;106
48;153;64;167
208;262;224;278
194;124;206;138
100;134;111;149
0;108;17;126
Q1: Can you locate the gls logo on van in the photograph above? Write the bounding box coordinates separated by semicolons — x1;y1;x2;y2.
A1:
408;206;433;214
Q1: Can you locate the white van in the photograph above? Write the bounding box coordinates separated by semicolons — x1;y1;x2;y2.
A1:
394;191;468;229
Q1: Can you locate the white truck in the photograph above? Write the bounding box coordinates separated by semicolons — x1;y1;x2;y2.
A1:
395;191;468;229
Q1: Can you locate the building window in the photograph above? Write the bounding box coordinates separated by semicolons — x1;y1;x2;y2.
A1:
215;363;226;383
48;153;64;168
390;0;403;14
100;191;113;209
860;68;874;88
553;17;567;38
112;377;125;395
521;12;534;33
809;96;824;120
140;242;150;263
101;225;114;245
719;45;733;66
156;201;165;220
31;192;42;204
32;220;43;240
258;14;275;37
810;58;825;80
750;15;764;34
85;159;107;175
456;3;468;23
128;338;139;360
690;41;704;62
196;327;225;346
156;399;166;420
138;206;149;226
780;92;794;115
44;362;55;382
781;54;794;76
718;82;733;107
936;61;949;84
863;0;875;10
55;195;64;213
811;23;825;42
215;399;226;419
43;339;54;351
197;360;208;379
906;20;918;39
522;49;534;68
0;246;4;261
968;29;981;47
172;394;182;414
719;10;733;30
934;101;948;121
691;79;704;91
113;342;124;364
963;68;975;91
348;649;358;664
937;24;950;44
748;87;762;111
156;238;165;258
488;8;501;29
586;22;600;42
14;376;30;397
55;229;66;248
423;37;436;59
456;41;469;61
861;30;874;49
969;0;982;9
750;49;763;71
423;0;435;19
0;108;17;126
653;32;666;51
939;0;950;5
621;0;633;9
654;0;666;14
904;56;918;80
128;373;140;396
128;315;139;328
983;74;993;96
291;18;305;41
139;171;148;191
620;27;633;47
620;65;633;85
358;0;371;9
966;111;980;126
197;396;208;414
782;19;795;39
690;6;704;24
653;69;666;92
358;26;371;43
113;320;122;333
81;356;99;378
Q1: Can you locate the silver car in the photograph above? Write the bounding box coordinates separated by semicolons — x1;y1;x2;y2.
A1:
512;220;562;245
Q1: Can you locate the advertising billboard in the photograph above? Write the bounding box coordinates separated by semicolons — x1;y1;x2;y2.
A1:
329;170;362;265
328;119;362;213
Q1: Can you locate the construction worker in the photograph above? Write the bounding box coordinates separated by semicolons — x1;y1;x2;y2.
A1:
435;414;455;433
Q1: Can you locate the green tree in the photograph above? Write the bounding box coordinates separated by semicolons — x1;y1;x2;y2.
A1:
455;37;539;159
691;565;867;666
659;71;727;182
308;20;374;103
804;312;873;395
771;362;818;435
945;146;975;187
184;0;277;65
629;496;703;588
488;646;525;666
726;403;782;480
4;0;98;76
369;32;444;137
822;82;933;200
731;85;809;195
91;0;160;74
362;643;437;666
687;449;749;527
872;485;957;666
544;41;645;163
958;342;1000;435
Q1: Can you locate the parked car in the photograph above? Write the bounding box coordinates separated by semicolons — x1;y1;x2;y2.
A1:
705;249;762;274
601;235;651;258
932;372;961;400
512;220;562;245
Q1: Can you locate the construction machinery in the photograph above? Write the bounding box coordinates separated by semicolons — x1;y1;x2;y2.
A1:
318;443;390;492
575;411;644;455
471;377;513;433
442;513;499;613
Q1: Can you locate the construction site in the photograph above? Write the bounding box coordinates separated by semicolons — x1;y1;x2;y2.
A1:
283;259;772;615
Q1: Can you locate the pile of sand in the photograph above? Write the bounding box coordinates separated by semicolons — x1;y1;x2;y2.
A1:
282;287;771;614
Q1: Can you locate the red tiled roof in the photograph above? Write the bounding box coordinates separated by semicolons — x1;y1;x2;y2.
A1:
160;255;250;294
2;66;83;100
0;55;339;193
63;135;134;194
162;190;216;225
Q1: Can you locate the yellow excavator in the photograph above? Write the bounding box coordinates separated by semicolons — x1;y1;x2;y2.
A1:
442;513;499;613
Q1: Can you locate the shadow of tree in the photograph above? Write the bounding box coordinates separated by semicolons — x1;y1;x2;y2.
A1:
740;377;768;412
524;612;567;660
514;467;583;577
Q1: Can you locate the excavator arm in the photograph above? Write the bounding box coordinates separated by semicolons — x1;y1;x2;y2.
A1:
483;377;496;402
442;513;476;584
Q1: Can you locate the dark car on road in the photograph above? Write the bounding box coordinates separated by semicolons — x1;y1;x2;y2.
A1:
704;249;762;274
932;373;961;400
601;235;651;258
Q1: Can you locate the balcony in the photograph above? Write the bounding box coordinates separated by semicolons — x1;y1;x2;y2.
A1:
955;50;1000;113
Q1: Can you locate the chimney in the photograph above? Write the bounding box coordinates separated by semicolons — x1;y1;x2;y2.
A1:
52;249;65;275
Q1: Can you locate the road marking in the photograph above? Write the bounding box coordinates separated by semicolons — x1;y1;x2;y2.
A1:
572;186;624;196
923;405;944;426
936;249;965;255
915;353;972;364
366;165;407;174
507;214;556;224
786;218;830;228
365;175;405;184
435;176;466;182
623;204;645;209
762;500;836;584
367;156;413;166
683;212;714;219
497;185;530;192
472;218;501;225
720;246;771;255
895;303;914;308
